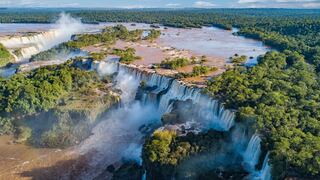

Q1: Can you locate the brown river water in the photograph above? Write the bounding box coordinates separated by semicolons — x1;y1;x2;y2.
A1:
0;22;270;179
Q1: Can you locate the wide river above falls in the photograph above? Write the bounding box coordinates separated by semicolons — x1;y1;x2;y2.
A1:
0;22;271;179
0;22;270;64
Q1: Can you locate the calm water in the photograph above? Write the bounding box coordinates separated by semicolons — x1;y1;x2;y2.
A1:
0;23;270;64
0;23;55;34
0;23;108;35
158;27;270;65
0;23;271;179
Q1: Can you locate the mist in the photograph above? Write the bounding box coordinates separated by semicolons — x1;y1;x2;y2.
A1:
77;64;161;178
80;59;267;179
52;13;84;47
0;13;85;61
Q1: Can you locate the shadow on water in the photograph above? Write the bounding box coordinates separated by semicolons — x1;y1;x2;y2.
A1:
19;151;95;180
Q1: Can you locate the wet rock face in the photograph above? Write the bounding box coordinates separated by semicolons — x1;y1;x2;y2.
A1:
72;58;94;70
161;99;196;125
112;162;144;180
196;169;248;180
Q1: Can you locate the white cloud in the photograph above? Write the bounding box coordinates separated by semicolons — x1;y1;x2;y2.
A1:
303;2;320;7
238;0;266;3
238;0;318;3
194;1;216;8
0;0;79;7
166;3;181;7
276;0;315;2
237;0;320;8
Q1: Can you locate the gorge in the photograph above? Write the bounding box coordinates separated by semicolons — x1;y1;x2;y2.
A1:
73;58;271;179
1;9;318;180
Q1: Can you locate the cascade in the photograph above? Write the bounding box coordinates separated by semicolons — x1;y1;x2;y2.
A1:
248;153;272;180
20;46;42;60
93;60;236;131
243;134;262;172
89;59;272;179
0;31;58;48
0;13;84;61
0;31;60;60
258;153;272;180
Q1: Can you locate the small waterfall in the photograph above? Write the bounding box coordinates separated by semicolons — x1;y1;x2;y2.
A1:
243;134;262;172
248;153;272;180
142;171;146;180
259;153;272;180
20;46;42;60
231;125;248;151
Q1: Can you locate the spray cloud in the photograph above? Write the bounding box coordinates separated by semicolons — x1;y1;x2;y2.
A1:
0;13;85;61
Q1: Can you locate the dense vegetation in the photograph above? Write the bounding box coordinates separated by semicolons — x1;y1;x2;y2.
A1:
0;60;118;147
230;55;248;65
190;65;217;77
1;8;320;179
144;29;161;42
205;51;320;179
143;129;241;179
113;48;141;64
30;43;79;62
0;43;13;67
160;57;189;70
176;65;218;79
65;25;142;49
90;52;106;61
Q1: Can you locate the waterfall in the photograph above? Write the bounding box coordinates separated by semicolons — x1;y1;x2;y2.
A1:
78;60;161;179
0;13;84;61
248;153;272;180
259;153;272;180
20;46;42;60
93;59;236;132
0;31;63;61
243;134;262;172
115;70;140;104
88;59;273;179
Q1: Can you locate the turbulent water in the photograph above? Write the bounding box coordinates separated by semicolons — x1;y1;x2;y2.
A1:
76;59;271;179
0;21;272;179
243;134;262;172
0;13;84;62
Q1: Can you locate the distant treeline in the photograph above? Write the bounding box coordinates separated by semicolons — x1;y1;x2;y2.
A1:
1;9;319;64
1;8;320;179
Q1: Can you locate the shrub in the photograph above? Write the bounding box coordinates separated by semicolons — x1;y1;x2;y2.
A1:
160;58;189;69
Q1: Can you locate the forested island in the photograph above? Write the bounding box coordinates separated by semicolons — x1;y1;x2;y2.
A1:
0;8;319;180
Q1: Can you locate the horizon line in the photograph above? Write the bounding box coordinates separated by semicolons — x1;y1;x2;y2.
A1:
1;7;320;10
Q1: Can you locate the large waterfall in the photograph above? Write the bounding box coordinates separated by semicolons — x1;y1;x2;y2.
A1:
88;59;272;179
93;60;236;132
0;13;84;62
0;31;58;61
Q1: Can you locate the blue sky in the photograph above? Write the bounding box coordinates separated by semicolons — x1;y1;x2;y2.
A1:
0;0;319;8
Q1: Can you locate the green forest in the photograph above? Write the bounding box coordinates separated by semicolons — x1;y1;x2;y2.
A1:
0;43;13;67
0;8;319;179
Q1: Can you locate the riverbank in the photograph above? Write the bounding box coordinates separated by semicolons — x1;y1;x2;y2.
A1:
0;23;272;179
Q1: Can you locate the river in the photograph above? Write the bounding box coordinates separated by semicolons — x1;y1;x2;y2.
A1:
0;22;271;179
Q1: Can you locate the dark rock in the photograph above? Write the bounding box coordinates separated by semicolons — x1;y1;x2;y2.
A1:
107;165;115;173
112;162;144;180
